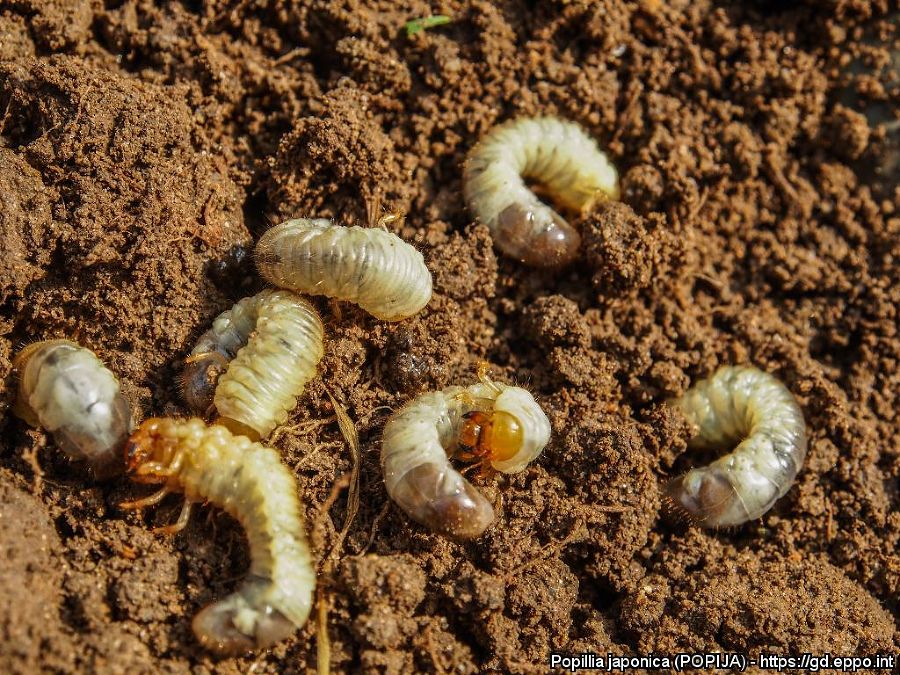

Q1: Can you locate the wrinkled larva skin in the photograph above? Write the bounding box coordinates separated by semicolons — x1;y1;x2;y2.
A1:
183;289;324;440
665;365;808;527
13;340;132;478
381;377;551;540
463;116;619;267
255;218;433;321
124;417;315;655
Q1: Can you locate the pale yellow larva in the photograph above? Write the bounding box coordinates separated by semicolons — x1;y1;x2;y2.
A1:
12;340;133;478
382;366;551;539
182;289;324;440
120;417;315;655
463;116;620;267
665;365;808;527
255;218;433;321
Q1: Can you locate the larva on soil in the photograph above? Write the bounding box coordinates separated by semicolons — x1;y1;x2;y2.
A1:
381;365;551;540
182;289;324;440
120;417;315;656
664;365;808;527
12;339;133;479
255;218;433;321
463;116;620;267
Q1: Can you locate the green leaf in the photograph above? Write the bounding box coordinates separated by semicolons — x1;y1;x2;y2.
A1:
404;14;452;37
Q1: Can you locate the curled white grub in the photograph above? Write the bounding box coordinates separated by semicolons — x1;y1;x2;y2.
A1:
463;116;619;267
665;365;807;527
121;417;315;655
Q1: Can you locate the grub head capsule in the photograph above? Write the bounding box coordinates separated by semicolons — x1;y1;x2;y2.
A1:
458;410;525;465
123;417;176;476
474;383;551;474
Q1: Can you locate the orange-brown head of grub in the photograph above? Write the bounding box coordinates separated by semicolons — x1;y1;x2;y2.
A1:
124;418;175;479
458;410;524;465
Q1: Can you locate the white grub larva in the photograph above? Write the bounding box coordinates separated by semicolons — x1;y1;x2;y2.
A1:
182;289;325;440
255;218;433;322
463;116;620;267
120;417;315;655
12;340;132;479
381;365;551;540
664;365;808;528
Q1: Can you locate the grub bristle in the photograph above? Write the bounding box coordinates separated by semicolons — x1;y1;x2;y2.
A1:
661;494;700;527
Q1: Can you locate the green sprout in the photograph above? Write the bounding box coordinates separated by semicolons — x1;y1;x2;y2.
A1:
404;14;452;37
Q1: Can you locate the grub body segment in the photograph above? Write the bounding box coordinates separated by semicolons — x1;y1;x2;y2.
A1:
256;219;432;321
182;289;324;439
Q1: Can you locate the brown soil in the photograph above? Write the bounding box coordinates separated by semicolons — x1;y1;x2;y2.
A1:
0;1;897;673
